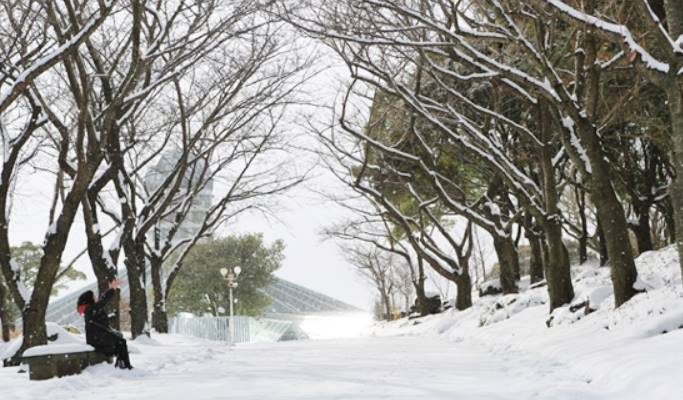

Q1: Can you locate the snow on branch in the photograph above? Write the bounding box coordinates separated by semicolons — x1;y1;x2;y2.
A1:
543;0;670;74
0;0;117;113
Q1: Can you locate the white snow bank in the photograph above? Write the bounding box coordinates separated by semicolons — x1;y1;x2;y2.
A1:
367;245;683;400
132;335;162;346
2;322;92;359
23;343;94;357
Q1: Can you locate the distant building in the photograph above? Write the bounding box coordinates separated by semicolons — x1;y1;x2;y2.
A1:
144;149;214;244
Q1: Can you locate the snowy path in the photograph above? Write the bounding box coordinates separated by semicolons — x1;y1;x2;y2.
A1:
2;334;609;400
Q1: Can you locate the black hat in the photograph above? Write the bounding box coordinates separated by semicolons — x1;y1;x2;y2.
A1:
77;290;95;306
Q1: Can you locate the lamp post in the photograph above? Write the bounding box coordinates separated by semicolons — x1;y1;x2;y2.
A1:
219;266;241;346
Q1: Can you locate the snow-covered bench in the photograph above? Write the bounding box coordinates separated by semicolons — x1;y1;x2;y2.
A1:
21;344;112;380
1;322;112;380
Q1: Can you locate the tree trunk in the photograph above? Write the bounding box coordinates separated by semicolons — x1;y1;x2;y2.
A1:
539;101;574;310
661;199;676;244
493;237;519;294
19;303;47;354
454;264;472;310
576;186;588;264
0;313;9;342
413;256;429;316
582;131;639;306
524;213;545;284
579;23;638;307
152;307;168;333
150;256;169;333
541;239;550;278
381;291;392;321
631;204;654;254
124;239;149;338
528;235;545;284
0;281;11;342
668;92;683;288
18;192;90;357
597;216;609;266
413;282;428;315
543;221;574;309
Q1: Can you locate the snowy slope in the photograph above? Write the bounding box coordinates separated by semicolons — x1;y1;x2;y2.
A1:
367;246;683;399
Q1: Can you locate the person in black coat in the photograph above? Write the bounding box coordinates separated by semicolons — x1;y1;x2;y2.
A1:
77;280;132;369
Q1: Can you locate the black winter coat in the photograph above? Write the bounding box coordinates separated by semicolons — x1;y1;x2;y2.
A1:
84;288;121;352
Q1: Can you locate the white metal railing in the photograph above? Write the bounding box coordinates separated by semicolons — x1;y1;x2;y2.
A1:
168;315;305;344
169;316;250;343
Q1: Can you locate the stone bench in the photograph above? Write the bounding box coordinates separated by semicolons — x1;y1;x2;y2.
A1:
21;348;113;380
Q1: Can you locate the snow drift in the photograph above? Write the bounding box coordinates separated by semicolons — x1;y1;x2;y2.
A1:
367;245;683;399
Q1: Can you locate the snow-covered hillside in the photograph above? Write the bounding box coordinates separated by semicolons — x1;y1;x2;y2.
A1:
368;246;683;399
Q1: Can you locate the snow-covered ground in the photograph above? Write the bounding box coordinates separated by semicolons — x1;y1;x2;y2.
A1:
1;246;681;399
0;334;613;400
367;246;683;399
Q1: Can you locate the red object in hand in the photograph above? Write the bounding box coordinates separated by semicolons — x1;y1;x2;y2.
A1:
78;304;89;316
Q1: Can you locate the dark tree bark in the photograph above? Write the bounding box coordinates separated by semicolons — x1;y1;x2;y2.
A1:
596;216;609;266
544;221;574;308
484;178;519;293
493;237;519;294
455;262;473;310
669;101;683;286
529;234;545;284
412;256;429;316
123;238;149;338
538;100;574;309
150;255;168;333
548;0;683;290
570;8;639;306
583;141;639;305
575;186;589;264
0;280;12;342
523;214;545;284
151;308;169;333
541;239;550;279
380;285;392;321
630;204;654;254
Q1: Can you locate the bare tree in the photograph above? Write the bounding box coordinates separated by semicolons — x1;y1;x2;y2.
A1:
341;242;399;321
317;122;478;310
542;0;683;287
277;0;663;308
323;200;433;315
59;1;310;338
0;0;124;358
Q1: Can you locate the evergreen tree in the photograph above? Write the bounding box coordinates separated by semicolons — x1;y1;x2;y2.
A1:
167;234;284;317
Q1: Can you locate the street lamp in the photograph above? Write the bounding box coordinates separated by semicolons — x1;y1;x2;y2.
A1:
219;266;241;346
